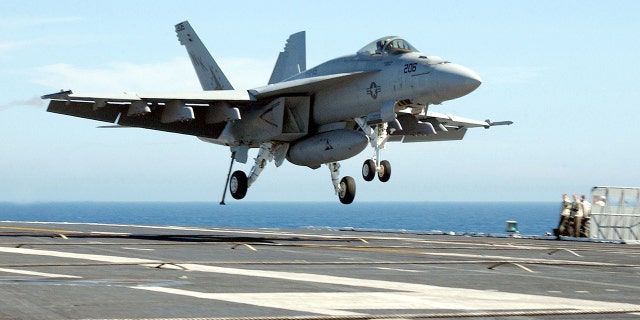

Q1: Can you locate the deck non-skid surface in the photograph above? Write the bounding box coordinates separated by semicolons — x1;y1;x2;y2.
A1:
1;221;639;319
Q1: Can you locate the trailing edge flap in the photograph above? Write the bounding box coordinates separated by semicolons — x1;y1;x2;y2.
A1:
251;70;379;99
45;99;227;138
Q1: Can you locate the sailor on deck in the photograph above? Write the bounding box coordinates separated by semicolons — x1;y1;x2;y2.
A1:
572;194;584;238
557;194;572;237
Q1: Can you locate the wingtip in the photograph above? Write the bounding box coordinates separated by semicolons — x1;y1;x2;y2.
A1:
41;90;72;100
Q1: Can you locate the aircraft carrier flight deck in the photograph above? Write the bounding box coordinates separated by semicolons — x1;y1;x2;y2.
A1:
1;221;639;320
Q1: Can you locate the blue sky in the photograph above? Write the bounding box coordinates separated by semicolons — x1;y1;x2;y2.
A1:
1;0;639;202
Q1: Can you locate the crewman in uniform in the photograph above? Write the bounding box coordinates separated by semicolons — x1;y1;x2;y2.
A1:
580;194;592;237
557;194;572;238
572;194;584;237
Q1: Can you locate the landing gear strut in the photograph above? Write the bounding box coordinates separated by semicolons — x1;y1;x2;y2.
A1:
356;119;393;183
220;151;237;205
220;142;288;204
328;162;356;204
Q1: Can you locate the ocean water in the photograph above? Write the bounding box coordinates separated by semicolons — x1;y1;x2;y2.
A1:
0;202;559;236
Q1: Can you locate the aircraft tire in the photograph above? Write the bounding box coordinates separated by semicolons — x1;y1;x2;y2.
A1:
229;170;248;200
362;159;376;181
378;160;391;182
338;176;356;204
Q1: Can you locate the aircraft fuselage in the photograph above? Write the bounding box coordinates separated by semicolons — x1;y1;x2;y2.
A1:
292;51;481;126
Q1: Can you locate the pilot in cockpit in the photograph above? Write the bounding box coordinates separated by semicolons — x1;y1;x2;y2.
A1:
368;37;416;56
375;40;387;54
376;39;399;54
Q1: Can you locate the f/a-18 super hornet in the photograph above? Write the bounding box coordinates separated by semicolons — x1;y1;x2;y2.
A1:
42;21;511;204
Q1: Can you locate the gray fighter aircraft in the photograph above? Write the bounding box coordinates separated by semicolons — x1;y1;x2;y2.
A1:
42;21;511;204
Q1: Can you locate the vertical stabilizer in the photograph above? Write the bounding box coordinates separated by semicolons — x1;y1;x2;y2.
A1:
268;31;306;84
175;21;233;90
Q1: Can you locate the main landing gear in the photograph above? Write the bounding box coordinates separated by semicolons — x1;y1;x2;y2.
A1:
218;122;393;205
229;171;248;200
220;142;359;205
328;162;356;204
227;158;358;205
220;151;250;205
220;142;288;205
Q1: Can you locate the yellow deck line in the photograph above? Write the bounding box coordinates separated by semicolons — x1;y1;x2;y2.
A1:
0;225;78;234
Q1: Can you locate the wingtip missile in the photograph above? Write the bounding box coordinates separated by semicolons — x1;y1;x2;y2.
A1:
484;120;514;129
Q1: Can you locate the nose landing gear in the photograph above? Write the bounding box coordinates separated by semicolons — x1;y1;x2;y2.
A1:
361;158;391;182
356;118;394;184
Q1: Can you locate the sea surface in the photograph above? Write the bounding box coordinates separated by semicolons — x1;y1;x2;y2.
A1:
0;202;559;236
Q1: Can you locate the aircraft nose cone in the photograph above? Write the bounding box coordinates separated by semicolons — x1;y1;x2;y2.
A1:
434;63;482;101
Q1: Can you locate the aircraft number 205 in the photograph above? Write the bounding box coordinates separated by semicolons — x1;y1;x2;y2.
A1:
403;63;417;73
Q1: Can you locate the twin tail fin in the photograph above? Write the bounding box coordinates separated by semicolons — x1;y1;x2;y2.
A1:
175;21;234;90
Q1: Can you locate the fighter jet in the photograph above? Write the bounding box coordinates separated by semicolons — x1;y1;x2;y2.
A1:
42;21;511;204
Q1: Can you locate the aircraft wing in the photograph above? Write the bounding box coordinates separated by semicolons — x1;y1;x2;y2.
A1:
389;111;512;143
42;90;254;138
42;90;254;103
42;70;378;138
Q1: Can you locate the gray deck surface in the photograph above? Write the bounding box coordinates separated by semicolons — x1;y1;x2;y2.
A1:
1;221;639;319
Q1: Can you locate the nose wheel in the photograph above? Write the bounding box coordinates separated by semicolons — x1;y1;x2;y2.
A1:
362;159;391;182
355;118;395;184
378;160;391;182
362;159;376;181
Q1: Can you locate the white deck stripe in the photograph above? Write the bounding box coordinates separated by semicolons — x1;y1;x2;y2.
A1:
0;247;159;264
0;267;81;279
1;245;639;316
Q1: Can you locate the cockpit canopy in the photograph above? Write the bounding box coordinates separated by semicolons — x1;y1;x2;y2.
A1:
358;36;418;56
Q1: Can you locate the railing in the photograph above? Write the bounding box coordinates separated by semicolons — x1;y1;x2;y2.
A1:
590;187;640;242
